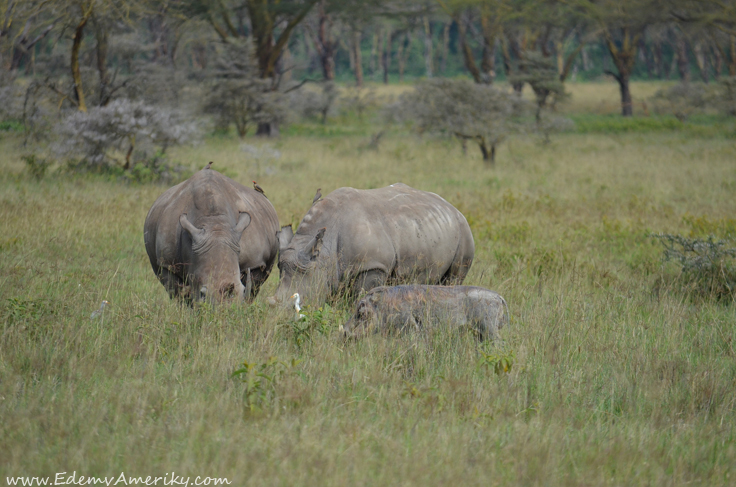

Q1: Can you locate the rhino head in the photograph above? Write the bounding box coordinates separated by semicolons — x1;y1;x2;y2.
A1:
272;225;327;305
179;211;251;303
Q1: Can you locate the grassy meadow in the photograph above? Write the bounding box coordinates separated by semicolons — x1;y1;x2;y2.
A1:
1;80;736;486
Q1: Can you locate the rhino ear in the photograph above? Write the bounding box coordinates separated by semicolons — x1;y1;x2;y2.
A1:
308;227;326;259
180;214;205;243
277;225;294;250
234;212;251;235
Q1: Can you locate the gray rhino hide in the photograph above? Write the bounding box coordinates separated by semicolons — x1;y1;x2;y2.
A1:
144;169;279;303
274;183;474;303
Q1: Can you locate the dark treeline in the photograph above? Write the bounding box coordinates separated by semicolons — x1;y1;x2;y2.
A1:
1;0;734;121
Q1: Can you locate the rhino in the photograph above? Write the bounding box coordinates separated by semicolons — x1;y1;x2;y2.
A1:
273;183;475;304
341;285;509;340
144;169;279;303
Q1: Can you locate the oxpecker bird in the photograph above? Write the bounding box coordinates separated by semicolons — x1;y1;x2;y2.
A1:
253;181;267;197
312;188;322;205
203;161;213;170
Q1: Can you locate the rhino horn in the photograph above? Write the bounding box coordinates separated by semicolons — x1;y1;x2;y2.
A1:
277;224;294;250
179;214;206;244
234;212;251;235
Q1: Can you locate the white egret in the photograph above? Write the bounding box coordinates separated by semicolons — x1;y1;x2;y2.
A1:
290;293;306;321
91;300;110;320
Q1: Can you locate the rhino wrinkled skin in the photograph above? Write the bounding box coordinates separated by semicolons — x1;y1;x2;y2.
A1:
273;183;475;304
342;285;509;340
144;169;279;303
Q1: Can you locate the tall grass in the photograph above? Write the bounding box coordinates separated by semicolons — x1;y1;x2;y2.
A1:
1;86;736;485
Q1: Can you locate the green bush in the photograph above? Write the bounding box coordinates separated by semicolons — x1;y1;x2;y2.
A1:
654;234;736;300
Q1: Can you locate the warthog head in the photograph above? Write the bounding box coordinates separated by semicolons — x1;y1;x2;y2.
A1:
179;211;251;303
271;225;327;305
341;292;381;338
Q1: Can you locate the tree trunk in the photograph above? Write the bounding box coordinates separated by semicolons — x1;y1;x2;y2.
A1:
604;28;639;116
370;27;379;76
440;22;450;73
352;28;363;87
71;13;92;112
245;1;314;82
692;41;708;83
501;36;523;93
653;40;663;78
11;20;54;71
676;34;689;81
315;1;335;80
479;12;498;84
457;12;482;83
397;31;410;82
257;122;280;137
382;28;391;84
581;44;591;71
479;140;495;167
618;73;633;116
423;16;433;78
729;35;736;76
711;43;723;78
639;38;653;78
94;17;111;106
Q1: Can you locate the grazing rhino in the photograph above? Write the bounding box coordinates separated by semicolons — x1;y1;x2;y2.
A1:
144;169;279;303
341;285;509;340
272;183;474;304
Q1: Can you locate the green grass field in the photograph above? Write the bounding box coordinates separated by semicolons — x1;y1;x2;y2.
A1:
1;81;736;486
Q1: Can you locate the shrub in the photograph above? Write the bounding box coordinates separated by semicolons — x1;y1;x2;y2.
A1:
22;154;52;180
510;51;568;120
53;98;200;175
289;81;338;124
396;78;527;166
204;39;287;137
0;71;23;125
653;233;736;300
717;76;736;117
651;82;708;121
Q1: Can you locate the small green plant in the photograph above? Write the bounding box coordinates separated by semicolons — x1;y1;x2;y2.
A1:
288;303;335;348
478;347;515;376
653;234;736;299
231;356;301;414
22;154;51;180
402;376;446;413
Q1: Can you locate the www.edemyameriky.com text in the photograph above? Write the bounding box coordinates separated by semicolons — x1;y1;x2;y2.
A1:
6;472;232;486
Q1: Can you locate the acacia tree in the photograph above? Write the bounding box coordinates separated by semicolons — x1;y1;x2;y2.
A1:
190;0;318;135
437;0;507;84
399;78;526;165
671;0;736;77
575;0;662;116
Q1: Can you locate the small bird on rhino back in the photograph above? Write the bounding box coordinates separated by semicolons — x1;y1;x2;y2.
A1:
203;161;213;170
312;188;322;205
253;181;267;198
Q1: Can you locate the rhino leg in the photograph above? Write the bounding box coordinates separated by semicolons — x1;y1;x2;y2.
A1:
352;269;388;294
243;265;270;300
158;266;185;299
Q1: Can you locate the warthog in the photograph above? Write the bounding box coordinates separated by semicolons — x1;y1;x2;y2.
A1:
144;168;280;303
272;183;475;305
342;285;509;340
